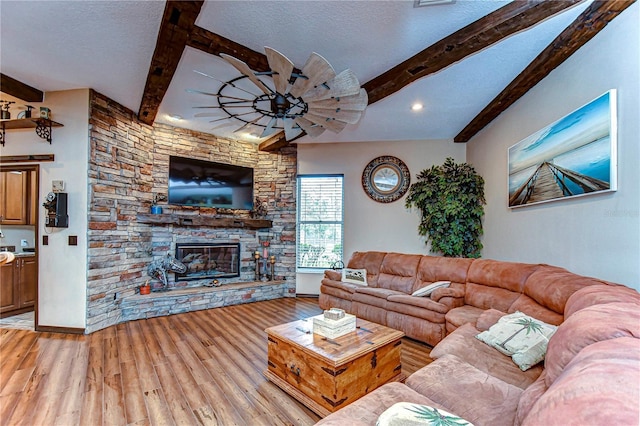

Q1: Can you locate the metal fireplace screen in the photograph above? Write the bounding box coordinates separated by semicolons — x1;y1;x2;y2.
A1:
175;243;240;281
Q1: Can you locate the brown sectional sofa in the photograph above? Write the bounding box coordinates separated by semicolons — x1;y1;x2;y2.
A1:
317;252;640;425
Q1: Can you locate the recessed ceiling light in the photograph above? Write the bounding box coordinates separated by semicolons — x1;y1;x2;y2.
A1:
168;114;183;121
411;103;424;111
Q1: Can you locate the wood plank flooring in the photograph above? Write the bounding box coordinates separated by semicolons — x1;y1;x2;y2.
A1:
0;297;432;426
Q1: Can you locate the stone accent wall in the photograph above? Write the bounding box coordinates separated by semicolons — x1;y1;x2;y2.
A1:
87;90;297;333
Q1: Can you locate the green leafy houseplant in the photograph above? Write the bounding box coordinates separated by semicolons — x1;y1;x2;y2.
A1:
405;158;485;258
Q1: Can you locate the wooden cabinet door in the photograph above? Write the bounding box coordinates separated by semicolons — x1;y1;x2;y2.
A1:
0;262;18;313
19;257;37;308
0;171;28;224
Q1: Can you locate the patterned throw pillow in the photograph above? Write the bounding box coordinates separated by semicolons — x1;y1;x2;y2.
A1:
342;268;367;285
476;311;557;371
377;402;474;426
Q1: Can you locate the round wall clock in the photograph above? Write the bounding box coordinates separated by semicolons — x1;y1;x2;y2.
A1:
362;156;410;203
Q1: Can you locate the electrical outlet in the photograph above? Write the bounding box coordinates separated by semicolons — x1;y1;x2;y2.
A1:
21;239;28;247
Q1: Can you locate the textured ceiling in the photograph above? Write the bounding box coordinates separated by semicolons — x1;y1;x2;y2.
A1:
0;0;593;145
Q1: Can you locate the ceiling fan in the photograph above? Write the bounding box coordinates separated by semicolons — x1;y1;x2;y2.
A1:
190;47;368;141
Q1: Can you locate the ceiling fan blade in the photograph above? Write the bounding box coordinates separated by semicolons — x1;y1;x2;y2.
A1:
303;112;348;133
219;53;271;95
193;69;262;98
208;111;256;123
302;69;361;102
307;89;368;111
306;107;363;125
233;115;263;134
186;89;253;103
211;121;237;130
194;112;222;117
265;47;294;95
294;117;326;138
261;117;280;138
283;118;302;141
289;52;336;98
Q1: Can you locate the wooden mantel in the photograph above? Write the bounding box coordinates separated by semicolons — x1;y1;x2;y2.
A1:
137;213;272;229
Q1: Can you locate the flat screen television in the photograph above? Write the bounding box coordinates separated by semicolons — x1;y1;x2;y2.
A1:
168;156;254;209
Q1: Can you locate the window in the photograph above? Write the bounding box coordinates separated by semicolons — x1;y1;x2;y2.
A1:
297;175;344;269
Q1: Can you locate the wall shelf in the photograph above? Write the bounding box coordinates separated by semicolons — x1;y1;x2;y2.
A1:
0;118;63;145
137;213;272;229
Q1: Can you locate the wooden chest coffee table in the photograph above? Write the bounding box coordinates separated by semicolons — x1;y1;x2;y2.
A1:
264;317;405;417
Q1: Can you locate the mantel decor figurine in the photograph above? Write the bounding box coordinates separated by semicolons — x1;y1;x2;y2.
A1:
147;253;187;291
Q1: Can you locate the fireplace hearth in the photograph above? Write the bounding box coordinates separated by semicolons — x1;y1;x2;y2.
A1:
175;243;240;282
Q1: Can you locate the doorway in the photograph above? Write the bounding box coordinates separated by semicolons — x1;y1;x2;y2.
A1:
0;164;39;330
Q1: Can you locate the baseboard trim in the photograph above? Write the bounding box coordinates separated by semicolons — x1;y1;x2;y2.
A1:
296;293;319;298
36;325;85;334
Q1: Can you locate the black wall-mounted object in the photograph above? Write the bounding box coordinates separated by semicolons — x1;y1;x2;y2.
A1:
43;192;68;228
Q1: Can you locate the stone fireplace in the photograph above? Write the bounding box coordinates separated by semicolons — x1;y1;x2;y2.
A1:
86;91;297;333
175;242;240;282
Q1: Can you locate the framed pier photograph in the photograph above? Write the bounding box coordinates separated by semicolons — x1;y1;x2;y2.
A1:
508;90;617;208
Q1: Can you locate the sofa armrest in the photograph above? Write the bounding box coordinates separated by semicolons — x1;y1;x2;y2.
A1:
431;283;465;310
324;269;342;281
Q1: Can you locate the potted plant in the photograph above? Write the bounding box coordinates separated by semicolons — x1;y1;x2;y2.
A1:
405;157;485;258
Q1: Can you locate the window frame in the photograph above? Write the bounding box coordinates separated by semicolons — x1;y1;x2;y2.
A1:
296;174;344;271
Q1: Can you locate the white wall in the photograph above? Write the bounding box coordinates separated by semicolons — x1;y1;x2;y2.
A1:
467;3;639;289
296;139;466;294
0;89;90;328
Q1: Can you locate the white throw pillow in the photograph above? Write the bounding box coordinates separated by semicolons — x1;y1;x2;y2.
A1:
411;281;451;297
377;402;474;426
476;311;557;371
342;268;367;285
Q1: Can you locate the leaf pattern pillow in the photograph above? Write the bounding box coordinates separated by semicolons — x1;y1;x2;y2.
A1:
377;402;474;426
476;311;557;371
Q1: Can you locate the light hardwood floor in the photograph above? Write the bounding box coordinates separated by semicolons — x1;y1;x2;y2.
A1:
0;297;432;426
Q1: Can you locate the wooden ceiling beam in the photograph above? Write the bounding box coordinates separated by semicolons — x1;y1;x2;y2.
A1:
187;26;271;73
455;0;636;142
138;1;204;125
363;0;584;105
0;74;44;102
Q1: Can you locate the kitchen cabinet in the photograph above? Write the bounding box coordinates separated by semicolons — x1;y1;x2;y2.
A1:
0;170;37;225
0;255;36;317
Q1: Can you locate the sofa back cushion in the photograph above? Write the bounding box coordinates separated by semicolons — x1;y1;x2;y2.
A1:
514;265;606;315
522;337;640;426
564;283;640;318
377;253;421;293
347;251;387;287
544;302;640;386
413;256;473;294
465;259;539;311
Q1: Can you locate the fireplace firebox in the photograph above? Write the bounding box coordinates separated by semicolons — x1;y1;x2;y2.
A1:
175;243;240;281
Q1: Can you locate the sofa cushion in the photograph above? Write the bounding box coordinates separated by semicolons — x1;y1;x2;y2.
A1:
346;251;387;287
523;337;640;426
321;279;361;295
377;253;421;293
507;294;563;326
476;312;557;371
431;323;542;389
377;402;474;426
413;256;473;294
564;283;640;318
386;298;447;323
476;308;507;331
315;382;444;426
514;370;548;426
445;305;484;329
465;260;539;311
545;302;640;386
387;311;447;347
519;265;606;315
406;354;523;426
